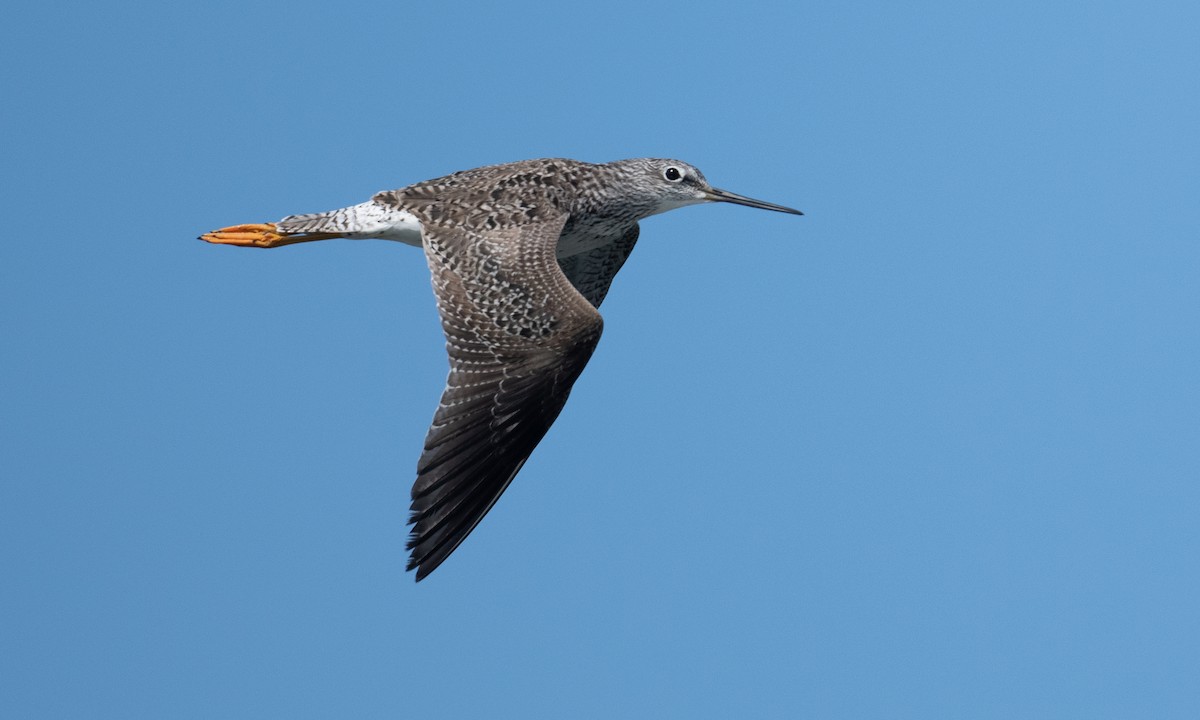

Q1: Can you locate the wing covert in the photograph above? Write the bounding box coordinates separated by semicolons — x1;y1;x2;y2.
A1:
557;224;640;308
406;213;603;580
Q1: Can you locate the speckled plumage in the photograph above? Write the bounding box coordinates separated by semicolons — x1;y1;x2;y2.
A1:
201;157;802;581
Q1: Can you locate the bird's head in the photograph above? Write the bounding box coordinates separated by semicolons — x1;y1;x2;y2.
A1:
613;158;803;219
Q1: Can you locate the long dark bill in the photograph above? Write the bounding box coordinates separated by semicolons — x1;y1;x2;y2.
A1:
707;188;803;215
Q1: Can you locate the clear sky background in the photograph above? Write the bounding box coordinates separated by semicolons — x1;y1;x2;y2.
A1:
2;1;1197;718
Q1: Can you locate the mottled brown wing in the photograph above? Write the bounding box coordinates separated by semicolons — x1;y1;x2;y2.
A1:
556;224;640;309
407;213;604;580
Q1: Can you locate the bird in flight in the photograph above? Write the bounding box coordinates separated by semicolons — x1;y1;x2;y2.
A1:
201;157;802;580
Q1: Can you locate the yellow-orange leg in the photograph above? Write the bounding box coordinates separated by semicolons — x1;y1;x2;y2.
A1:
199;223;339;248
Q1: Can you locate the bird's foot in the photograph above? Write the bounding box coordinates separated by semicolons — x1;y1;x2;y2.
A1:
200;223;342;248
201;222;307;249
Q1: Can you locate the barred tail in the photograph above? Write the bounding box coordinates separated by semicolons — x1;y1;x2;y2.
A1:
201;201;422;248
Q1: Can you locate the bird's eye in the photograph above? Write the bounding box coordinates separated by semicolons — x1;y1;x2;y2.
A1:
663;166;684;182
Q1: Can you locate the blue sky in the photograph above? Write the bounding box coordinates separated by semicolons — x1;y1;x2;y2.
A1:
2;1;1197;717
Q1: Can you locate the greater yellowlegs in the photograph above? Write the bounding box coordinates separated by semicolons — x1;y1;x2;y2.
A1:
201;157;802;580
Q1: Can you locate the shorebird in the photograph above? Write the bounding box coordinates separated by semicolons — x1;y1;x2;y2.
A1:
201;157;801;580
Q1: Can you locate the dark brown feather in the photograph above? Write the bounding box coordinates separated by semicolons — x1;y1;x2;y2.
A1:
405;213;603;580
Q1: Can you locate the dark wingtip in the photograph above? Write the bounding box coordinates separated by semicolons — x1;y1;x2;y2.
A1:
406;558;430;582
405;528;428;581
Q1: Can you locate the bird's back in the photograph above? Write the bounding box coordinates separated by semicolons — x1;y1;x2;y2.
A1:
373;158;597;231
